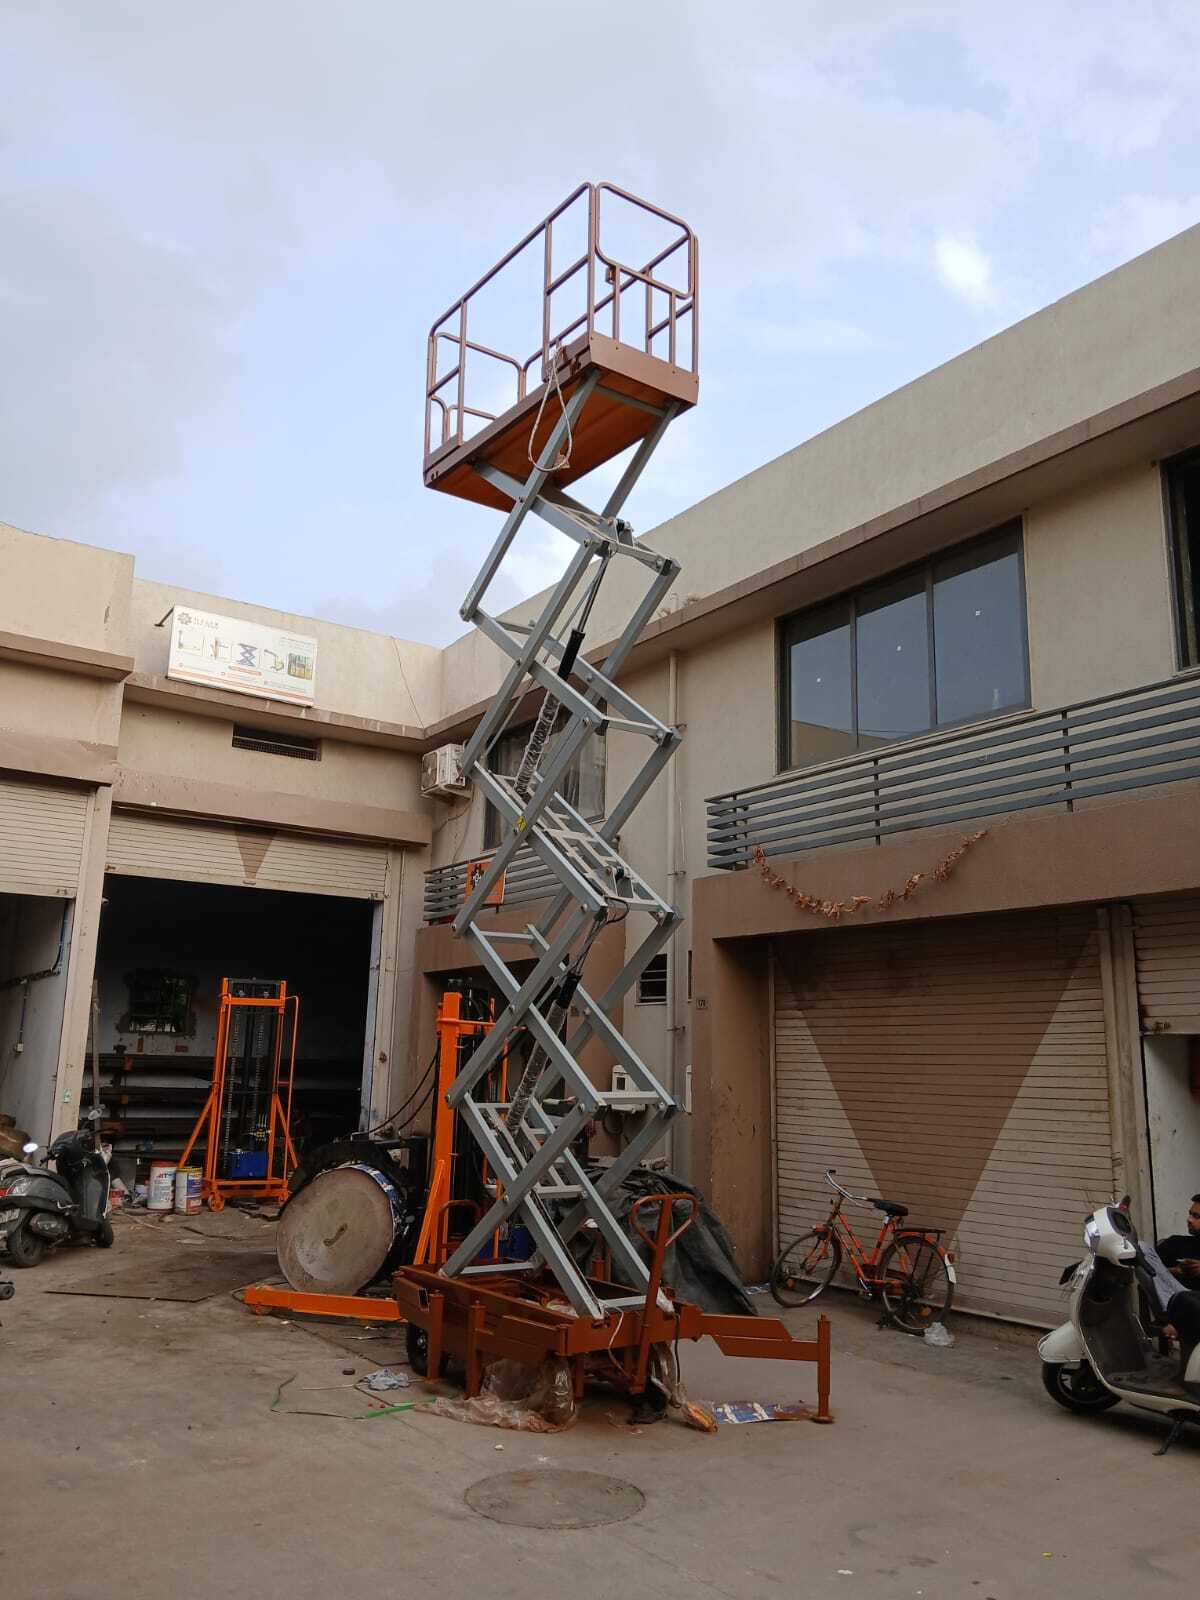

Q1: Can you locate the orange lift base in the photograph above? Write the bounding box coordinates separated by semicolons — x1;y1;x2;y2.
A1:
393;1262;833;1420
393;1193;833;1421
243;1284;404;1322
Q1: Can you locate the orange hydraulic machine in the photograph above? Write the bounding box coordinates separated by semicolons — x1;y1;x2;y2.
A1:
179;977;300;1211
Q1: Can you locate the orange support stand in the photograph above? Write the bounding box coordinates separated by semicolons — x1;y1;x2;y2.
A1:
413;990;508;1266
178;978;300;1211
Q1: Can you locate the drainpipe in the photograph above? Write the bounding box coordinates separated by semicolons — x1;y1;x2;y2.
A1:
665;650;682;1170
0;900;71;1060
0;902;70;993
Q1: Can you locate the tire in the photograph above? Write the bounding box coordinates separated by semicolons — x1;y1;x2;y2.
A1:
1041;1360;1120;1414
405;1319;447;1378
879;1233;954;1333
5;1221;46;1268
770;1229;843;1308
94;1218;114;1249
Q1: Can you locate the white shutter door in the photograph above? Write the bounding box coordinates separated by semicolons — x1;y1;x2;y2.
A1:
106;811;388;899
0;776;89;897
774;907;1114;1326
1133;894;1200;1035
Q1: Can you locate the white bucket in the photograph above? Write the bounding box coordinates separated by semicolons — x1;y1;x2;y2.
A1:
174;1166;202;1215
148;1161;176;1212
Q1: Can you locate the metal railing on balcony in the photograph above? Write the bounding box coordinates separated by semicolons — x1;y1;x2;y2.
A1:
423;844;560;923
707;671;1200;870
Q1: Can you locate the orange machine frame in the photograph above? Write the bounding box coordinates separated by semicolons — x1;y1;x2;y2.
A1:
179;978;300;1212
413;988;509;1266
246;986;502;1321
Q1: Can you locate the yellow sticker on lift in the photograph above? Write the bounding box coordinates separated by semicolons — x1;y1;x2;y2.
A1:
516;814;527;831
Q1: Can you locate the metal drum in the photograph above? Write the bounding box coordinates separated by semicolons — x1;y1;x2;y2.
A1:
276;1163;405;1295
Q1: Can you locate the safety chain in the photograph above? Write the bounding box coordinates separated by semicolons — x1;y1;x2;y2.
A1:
750;829;989;922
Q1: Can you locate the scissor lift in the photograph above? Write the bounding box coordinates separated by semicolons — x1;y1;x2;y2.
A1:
395;183;832;1413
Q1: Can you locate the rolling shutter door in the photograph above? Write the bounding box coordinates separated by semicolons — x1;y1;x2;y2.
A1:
105;811;388;899
0;776;89;897
773;907;1114;1326
1133;894;1200;1035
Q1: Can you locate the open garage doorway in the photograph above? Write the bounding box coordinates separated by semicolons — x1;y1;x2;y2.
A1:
0;893;73;1149
94;876;376;1195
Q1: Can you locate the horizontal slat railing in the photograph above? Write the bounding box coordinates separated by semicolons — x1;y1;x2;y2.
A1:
707;672;1200;869
423;844;560;922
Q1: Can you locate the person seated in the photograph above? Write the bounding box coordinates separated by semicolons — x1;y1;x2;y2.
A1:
1138;1228;1200;1376
1156;1194;1200;1287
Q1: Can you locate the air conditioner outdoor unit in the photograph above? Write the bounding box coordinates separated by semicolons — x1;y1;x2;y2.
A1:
421;743;469;799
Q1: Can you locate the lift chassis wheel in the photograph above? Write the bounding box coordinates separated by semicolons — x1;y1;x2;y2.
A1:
405;1319;448;1378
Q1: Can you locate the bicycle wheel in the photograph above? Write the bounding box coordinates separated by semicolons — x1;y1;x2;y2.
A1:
879;1233;954;1333
770;1228;843;1308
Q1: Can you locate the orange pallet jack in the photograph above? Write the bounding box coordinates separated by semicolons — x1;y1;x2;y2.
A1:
179;977;300;1212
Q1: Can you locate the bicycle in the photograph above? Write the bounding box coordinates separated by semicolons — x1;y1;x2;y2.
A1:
770;1168;956;1334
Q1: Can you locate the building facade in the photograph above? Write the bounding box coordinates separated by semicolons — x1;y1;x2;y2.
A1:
5;224;1200;1322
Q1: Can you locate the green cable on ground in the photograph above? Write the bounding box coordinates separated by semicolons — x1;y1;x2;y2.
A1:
271;1374;415;1420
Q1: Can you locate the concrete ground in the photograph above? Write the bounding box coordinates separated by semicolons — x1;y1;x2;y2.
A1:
2;1210;1195;1600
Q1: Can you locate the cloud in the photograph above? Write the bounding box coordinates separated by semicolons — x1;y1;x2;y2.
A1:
1089;192;1200;271
2;0;1200;645
0;186;233;530
934;236;995;306
1061;92;1176;161
312;548;524;649
747;317;881;355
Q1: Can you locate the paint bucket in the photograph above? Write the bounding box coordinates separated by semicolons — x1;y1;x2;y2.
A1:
147;1161;176;1212
174;1166;202;1215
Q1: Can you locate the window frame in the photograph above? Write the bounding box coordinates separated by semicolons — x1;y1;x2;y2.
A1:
636;951;669;1006
1163;445;1200;670
482;721;607;851
776;521;1030;774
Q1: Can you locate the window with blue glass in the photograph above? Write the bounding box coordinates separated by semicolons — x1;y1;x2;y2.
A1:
779;524;1028;771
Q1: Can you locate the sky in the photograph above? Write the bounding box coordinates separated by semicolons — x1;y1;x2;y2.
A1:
3;2;1200;647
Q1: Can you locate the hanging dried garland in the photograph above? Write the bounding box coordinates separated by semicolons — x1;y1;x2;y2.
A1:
750;829;989;922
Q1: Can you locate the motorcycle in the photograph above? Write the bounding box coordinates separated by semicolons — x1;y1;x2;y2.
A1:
0;1123;114;1267
1039;1197;1200;1454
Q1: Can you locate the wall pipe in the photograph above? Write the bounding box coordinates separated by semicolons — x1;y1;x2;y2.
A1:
665;649;682;1172
0;901;71;992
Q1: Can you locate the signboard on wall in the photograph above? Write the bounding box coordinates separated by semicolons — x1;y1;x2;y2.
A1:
166;607;318;705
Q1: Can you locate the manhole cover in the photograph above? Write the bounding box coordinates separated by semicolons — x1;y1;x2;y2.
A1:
464;1469;645;1530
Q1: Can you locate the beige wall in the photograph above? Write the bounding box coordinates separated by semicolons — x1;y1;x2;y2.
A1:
0;522;130;765
118;702;425;813
130;578;442;728
0;661;121;748
1025;460;1176;706
0;521;132;655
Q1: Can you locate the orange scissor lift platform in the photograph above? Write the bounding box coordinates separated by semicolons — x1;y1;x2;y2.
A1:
251;182;833;1422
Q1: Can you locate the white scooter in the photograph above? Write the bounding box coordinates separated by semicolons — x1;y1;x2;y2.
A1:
1039;1198;1200;1454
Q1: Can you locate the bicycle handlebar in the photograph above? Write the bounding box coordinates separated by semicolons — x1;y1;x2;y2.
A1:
824;1167;870;1205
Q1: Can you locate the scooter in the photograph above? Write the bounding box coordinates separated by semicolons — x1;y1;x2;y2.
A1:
0;1122;113;1267
1039;1197;1200;1454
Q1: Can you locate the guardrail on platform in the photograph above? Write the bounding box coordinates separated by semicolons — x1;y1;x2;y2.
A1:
425;181;698;464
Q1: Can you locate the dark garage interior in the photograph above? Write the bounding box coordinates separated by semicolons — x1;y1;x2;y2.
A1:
93;875;375;1193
